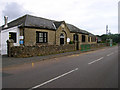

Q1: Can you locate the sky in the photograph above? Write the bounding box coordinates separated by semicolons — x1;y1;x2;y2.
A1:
0;0;119;35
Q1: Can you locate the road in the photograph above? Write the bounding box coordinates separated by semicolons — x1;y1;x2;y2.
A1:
2;46;119;89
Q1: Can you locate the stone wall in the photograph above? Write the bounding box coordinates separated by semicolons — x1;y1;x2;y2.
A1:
22;28;56;46
90;43;106;49
56;22;71;45
9;43;106;58
10;44;75;58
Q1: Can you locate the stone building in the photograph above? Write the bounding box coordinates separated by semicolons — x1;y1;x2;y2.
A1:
0;14;97;55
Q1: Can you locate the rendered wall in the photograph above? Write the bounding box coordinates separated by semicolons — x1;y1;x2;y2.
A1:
1;27;20;55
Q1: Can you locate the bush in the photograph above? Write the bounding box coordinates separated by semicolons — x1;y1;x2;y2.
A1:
113;42;117;45
69;41;74;44
100;41;105;43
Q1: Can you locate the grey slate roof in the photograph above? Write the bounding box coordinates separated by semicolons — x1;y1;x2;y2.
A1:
53;21;63;29
67;24;81;33
1;14;95;36
1;14;56;30
1;15;26;30
24;15;56;30
66;23;89;34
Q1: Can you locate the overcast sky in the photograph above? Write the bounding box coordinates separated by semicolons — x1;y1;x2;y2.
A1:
0;0;119;35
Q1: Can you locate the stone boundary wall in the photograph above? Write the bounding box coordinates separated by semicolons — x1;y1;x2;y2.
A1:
10;44;75;58
8;43;106;58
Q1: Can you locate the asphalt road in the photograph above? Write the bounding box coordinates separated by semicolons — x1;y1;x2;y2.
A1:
2;46;119;89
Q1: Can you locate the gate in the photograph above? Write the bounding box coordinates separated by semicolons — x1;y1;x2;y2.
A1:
81;44;91;51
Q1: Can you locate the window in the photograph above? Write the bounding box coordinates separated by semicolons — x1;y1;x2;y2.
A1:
60;33;64;38
73;34;78;41
88;37;90;42
9;32;17;43
36;31;48;43
82;35;86;42
91;36;96;42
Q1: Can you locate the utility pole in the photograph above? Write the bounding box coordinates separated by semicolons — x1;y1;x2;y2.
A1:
106;25;109;46
109;30;111;35
106;25;112;46
106;25;108;35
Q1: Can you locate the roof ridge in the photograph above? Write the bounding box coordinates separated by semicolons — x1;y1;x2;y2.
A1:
7;14;27;25
26;14;66;24
26;14;56;22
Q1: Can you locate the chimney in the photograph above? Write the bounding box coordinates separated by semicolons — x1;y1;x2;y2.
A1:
4;16;8;28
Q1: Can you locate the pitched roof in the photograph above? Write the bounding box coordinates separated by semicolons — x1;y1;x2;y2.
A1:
1;14;56;30
1;14;95;36
53;21;63;29
24;15;56;30
67;23;89;34
1;15;26;30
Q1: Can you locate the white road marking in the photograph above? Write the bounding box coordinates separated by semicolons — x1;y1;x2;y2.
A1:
29;68;78;90
107;52;114;56
88;57;104;65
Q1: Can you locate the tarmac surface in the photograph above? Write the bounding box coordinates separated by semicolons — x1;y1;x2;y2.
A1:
2;45;119;89
2;47;110;68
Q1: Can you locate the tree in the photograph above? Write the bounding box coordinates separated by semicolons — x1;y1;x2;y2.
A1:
99;34;120;43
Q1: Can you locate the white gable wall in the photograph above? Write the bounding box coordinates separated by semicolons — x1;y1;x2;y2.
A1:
1;26;20;55
0;31;1;54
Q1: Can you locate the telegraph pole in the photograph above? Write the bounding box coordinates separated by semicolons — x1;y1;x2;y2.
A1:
106;25;108;46
109;30;111;35
106;25;108;35
106;25;112;46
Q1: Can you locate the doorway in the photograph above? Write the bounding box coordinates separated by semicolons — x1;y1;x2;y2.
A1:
60;33;64;45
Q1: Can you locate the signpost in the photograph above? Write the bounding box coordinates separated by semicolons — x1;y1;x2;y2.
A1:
19;40;24;44
19;36;24;45
19;36;24;39
110;39;112;47
67;38;70;43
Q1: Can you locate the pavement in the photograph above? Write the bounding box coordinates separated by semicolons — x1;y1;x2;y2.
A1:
2;46;110;68
2;45;119;89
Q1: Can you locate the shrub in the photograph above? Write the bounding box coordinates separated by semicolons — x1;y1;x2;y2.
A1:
69;41;74;44
113;42;117;45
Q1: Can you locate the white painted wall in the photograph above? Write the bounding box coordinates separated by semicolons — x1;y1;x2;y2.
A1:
1;26;20;55
0;32;1;55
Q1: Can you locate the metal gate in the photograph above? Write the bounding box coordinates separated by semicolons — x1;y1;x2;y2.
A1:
81;44;91;51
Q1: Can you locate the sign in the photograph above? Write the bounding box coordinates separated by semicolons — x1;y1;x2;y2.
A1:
110;39;112;47
19;40;24;44
67;38;70;42
19;36;24;39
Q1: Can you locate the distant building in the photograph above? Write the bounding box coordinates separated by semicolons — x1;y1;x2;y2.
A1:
96;36;102;43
